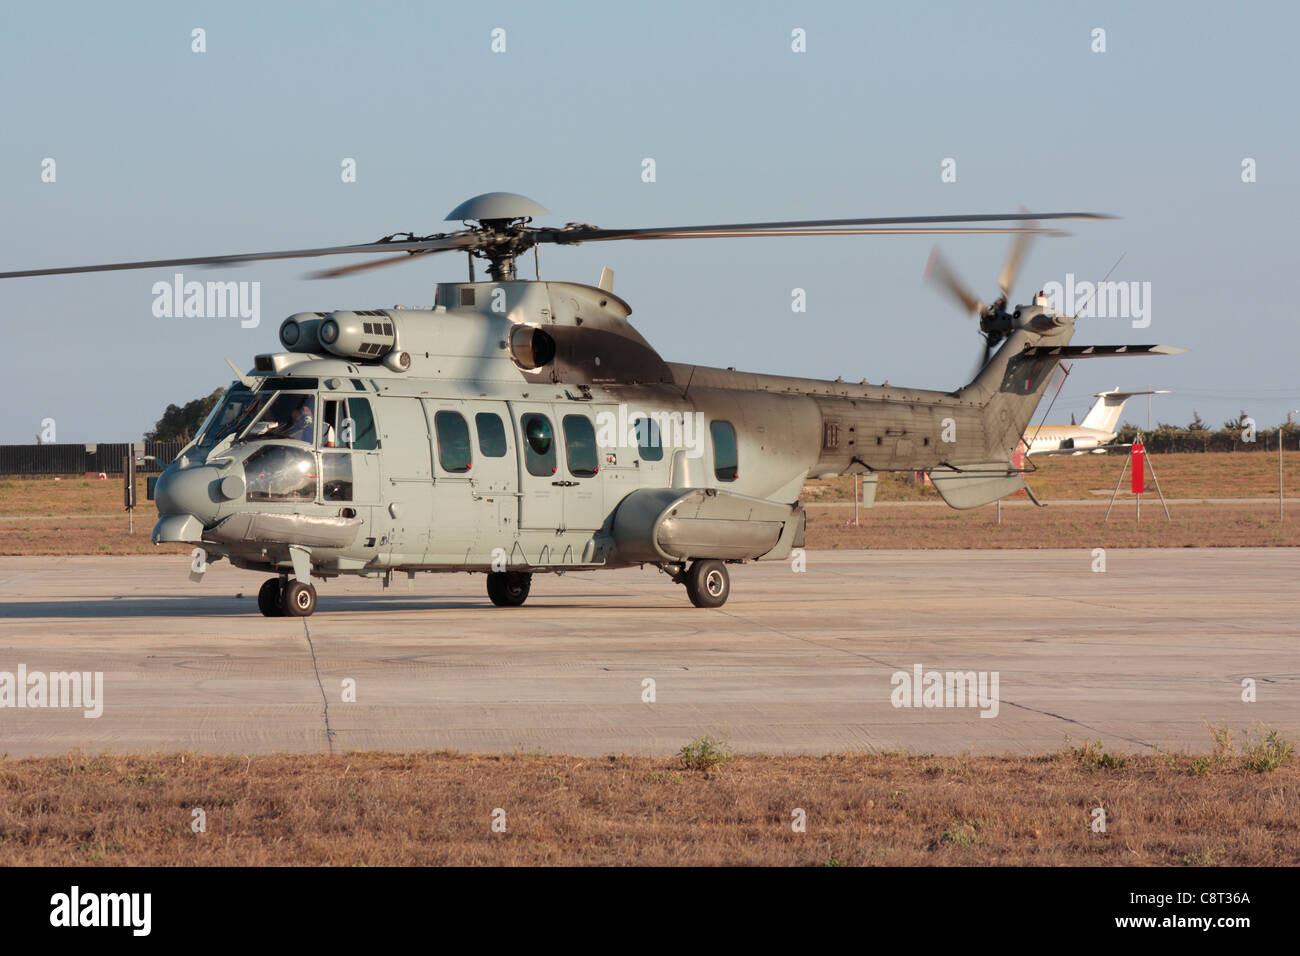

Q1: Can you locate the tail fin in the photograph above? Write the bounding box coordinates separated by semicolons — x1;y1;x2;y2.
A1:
1079;388;1167;434
961;329;1072;458
940;330;1178;508
936;331;1070;509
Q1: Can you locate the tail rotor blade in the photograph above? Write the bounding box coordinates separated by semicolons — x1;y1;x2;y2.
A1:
925;247;983;315
997;208;1036;299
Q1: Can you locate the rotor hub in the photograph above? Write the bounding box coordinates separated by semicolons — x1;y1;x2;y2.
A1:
469;219;539;281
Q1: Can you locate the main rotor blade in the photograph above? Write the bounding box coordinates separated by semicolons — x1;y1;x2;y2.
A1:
549;226;1066;241
310;250;442;279
0;234;477;280
543;211;1110;245
925;247;983;314
0;208;1109;281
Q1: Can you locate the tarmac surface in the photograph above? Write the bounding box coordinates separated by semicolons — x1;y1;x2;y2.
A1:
0;550;1295;757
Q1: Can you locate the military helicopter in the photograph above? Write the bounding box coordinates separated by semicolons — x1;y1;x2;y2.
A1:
0;193;1181;615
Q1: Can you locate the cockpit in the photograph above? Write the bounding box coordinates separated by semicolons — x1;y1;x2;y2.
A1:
193;379;322;450
184;378;378;505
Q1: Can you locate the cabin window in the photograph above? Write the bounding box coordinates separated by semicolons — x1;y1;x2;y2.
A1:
244;445;318;502
711;420;738;482
563;415;599;478
521;413;556;476
476;413;508;457
633;416;663;461
434;411;472;473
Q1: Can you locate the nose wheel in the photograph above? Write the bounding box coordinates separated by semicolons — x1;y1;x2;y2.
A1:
683;559;730;609
258;576;318;617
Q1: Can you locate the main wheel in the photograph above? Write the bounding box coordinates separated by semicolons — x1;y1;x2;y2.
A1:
258;578;285;617
282;579;317;617
684;559;730;608
487;571;532;607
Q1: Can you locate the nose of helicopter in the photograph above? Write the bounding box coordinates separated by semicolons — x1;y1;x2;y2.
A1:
151;462;227;543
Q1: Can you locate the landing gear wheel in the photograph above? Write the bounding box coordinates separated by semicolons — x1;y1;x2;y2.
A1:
282;579;317;617
487;571;532;607
685;559;730;609
258;577;286;617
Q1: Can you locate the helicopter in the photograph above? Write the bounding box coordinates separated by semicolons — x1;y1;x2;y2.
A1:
0;192;1182;616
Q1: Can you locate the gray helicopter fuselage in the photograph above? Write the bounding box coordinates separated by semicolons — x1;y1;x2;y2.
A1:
151;278;1071;581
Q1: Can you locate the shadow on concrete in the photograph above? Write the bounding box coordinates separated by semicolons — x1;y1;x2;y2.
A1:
0;592;649;619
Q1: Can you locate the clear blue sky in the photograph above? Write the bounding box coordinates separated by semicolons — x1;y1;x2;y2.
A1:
1;0;1296;442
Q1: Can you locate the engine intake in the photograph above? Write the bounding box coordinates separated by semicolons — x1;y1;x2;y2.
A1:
318;310;396;361
279;312;327;352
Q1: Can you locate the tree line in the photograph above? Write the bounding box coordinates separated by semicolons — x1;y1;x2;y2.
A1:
1114;413;1298;453
144;387;225;442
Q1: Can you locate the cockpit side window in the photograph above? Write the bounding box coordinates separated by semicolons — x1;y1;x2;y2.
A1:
322;399;342;448
345;398;378;450
241;393;318;444
245;445;318;502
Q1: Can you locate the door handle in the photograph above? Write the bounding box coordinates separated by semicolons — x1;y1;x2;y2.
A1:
551;480;578;487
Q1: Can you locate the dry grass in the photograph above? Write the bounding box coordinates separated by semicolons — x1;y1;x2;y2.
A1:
0;515;189;556
0;476;185;555
801;451;1300;503
0;475;147;516
804;500;1300;549
0;739;1295;866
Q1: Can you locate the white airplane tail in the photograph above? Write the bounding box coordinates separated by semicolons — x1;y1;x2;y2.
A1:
1079;388;1168;435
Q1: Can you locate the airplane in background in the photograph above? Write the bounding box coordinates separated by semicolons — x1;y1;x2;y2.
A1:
1025;388;1169;456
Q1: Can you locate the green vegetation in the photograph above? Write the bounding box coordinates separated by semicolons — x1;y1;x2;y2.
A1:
939;820;982;847
144;386;224;442
1069;739;1127;771
1243;727;1295;773
678;735;732;772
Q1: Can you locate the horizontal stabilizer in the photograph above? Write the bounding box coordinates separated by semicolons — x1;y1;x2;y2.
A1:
928;462;1025;510
1092;387;1171;399
1020;344;1185;359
